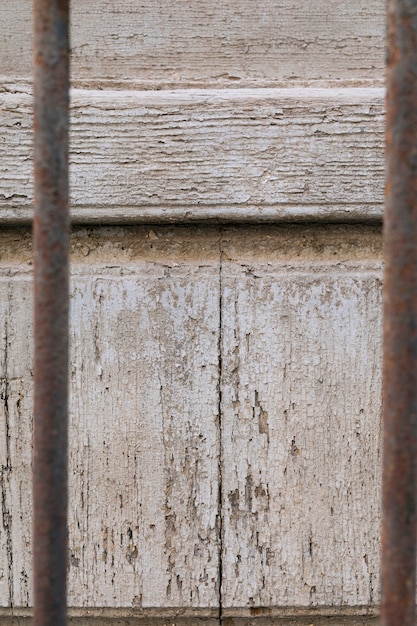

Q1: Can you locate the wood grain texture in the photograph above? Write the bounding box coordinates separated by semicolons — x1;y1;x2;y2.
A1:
0;620;380;626
0;225;383;613
0;279;33;608
0;620;220;626
220;231;382;607
0;88;384;224
1;0;384;87
68;266;220;608
0;605;221;623
0;227;221;608
0;606;379;626
0;603;380;621
221;615;380;626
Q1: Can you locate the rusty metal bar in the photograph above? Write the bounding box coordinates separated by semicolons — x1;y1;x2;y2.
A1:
33;1;70;625
382;1;417;624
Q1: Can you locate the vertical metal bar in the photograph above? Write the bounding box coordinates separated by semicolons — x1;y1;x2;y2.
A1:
382;1;417;624
33;1;69;625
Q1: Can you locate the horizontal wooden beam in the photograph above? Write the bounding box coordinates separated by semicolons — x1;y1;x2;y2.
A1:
0;87;384;224
1;0;385;87
0;605;379;624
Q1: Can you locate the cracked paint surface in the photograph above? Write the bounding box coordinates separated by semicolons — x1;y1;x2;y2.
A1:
0;226;382;616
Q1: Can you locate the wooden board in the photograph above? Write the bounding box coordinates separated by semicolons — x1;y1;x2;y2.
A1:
0;277;33;608
0;227;221;608
0;88;384;224
0;605;379;626
1;1;385;87
220;229;382;607
0;225;382;613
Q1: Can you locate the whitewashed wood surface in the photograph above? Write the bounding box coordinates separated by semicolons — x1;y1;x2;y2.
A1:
221;265;382;608
0;88;384;224
1;0;385;88
0;226;382;614
0;228;221;609
219;227;382;609
0;0;385;622
0;606;379;626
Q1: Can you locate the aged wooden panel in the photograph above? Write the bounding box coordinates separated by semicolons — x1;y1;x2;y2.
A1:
0;227;221;608
0;277;33;608
0;284;11;606
0;88;384;224
1;0;384;87
220;229;382;608
0;225;383;616
68;265;220;608
0;605;220;626
0;607;378;626
221;618;378;626
0;605;380;626
221;604;379;625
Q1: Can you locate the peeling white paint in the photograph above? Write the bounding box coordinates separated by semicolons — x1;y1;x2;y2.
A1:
0;227;382;614
0;88;384;224
2;0;384;87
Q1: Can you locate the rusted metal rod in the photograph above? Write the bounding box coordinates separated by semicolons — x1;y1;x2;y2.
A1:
382;1;417;624
33;1;70;625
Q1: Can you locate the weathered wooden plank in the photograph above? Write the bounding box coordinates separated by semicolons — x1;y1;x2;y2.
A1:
221;604;379;625
68;267;220;608
0;227;221;608
0;607;221;626
0;605;380;625
222;614;380;626
0;607;378;626
1;0;385;87
0;605;221;623
0;283;14;607
0;279;33;608
0;225;383;613
220;229;382;608
0;88;384;224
